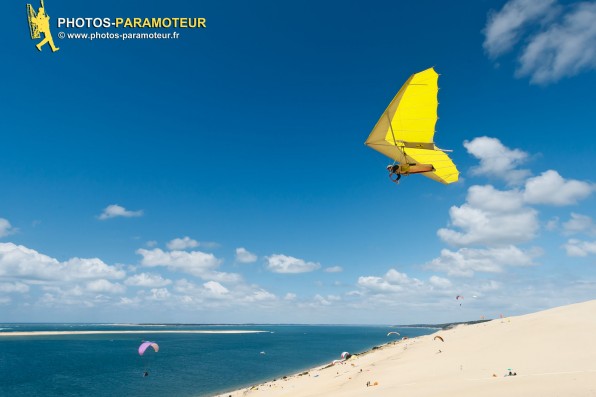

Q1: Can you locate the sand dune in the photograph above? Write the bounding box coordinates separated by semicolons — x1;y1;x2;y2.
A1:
215;300;596;397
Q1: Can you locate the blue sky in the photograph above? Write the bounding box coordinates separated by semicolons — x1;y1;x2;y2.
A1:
2;0;596;324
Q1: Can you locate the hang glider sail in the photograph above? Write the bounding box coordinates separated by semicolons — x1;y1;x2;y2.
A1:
365;67;459;184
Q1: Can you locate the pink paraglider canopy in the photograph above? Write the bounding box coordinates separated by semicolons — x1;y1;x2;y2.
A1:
138;341;159;356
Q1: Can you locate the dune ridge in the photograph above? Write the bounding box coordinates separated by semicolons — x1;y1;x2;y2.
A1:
214;300;596;397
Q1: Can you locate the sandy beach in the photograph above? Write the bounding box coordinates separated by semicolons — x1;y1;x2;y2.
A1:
214;300;596;397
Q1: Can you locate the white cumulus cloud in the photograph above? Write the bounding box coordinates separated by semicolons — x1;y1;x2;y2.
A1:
235;247;257;263
314;294;341;306
483;0;596;84
523;170;594;206
265;254;321;274
357;269;422;293
0;242;125;281
427;246;539;277
86;279;125;294
203;281;229;297
0;218;17;238
242;289;277;303
464;137;531;185
564;239;596;256
517;2;596;84
438;185;539;246
563;213;596;235
483;0;558;58
136;248;239;282
429;275;452;289
98;204;143;220
148;288;171;301
0;282;30;293
172;278;276;307
125;273;172;287
167;237;199;250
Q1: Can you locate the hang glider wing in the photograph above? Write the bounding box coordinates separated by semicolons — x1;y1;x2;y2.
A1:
365;67;459;184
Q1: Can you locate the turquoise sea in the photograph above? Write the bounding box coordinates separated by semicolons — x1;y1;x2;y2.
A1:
0;324;436;397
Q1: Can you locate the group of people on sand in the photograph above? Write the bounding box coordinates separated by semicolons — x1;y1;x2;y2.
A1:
493;370;518;377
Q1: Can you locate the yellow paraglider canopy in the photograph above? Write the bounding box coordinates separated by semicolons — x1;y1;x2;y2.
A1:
365;67;459;184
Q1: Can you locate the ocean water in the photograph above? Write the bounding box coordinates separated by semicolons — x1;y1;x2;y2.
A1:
0;324;436;397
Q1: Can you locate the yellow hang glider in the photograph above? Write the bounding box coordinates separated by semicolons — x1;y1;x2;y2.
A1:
365;67;459;184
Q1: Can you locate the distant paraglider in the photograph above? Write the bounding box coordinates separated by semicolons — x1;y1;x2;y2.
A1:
138;341;159;356
138;341;159;377
434;335;444;342
456;295;464;306
340;351;352;360
387;331;400;337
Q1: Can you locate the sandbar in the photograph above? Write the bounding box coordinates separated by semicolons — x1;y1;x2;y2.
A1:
0;330;267;336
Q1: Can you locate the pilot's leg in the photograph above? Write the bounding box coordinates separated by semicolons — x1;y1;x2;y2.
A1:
48;35;59;52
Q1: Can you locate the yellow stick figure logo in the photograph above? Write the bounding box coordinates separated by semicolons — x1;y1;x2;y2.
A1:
27;0;59;52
